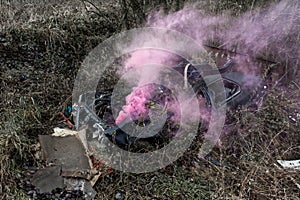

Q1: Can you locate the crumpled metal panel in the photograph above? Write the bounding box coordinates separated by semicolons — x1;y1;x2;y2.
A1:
38;135;91;172
31;134;97;197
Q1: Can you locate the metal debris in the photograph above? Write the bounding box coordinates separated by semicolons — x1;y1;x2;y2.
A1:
38;134;91;172
31;166;64;193
288;113;300;124
276;159;300;189
277;159;300;170
31;128;102;199
31;53;269;198
64;178;97;199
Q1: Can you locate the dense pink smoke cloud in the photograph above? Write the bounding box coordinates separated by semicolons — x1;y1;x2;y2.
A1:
123;49;179;70
116;0;300;126
115;84;155;125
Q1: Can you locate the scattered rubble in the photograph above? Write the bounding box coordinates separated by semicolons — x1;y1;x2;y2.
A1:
30;128;104;199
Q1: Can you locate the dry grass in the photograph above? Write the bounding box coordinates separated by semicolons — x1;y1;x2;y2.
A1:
209;86;300;199
0;0;299;199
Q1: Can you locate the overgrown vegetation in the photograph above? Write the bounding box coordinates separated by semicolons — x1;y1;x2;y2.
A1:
0;0;299;199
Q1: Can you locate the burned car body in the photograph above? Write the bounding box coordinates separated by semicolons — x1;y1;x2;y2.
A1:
74;57;266;147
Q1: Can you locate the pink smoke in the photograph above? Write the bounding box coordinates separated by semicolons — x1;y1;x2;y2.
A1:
116;0;300;128
144;0;300;74
115;84;155;125
115;82;210;127
124;49;179;70
223;0;300;72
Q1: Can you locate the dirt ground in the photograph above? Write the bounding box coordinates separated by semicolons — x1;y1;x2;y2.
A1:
0;0;299;199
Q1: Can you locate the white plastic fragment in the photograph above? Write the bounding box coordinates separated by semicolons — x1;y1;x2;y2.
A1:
277;160;300;170
52;127;77;137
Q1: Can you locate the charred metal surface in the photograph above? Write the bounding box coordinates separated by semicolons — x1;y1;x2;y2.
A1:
39;135;91;171
61;169;98;180
31;134;97;197
31;166;64;193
